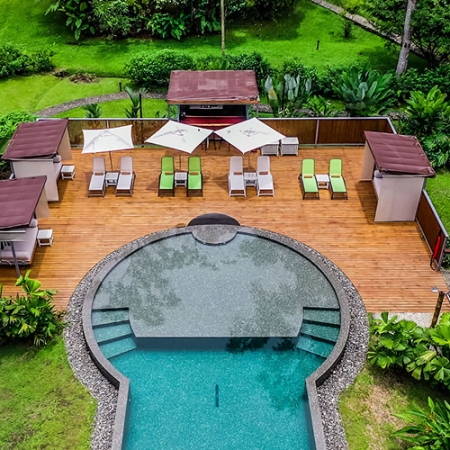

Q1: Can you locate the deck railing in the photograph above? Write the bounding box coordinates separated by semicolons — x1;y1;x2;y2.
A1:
66;117;396;147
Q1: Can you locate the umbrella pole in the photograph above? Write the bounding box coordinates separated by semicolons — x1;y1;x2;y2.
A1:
179;153;182;172
248;153;251;171
109;152;114;171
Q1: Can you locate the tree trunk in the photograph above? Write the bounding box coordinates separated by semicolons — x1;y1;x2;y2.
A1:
396;0;417;76
221;0;225;57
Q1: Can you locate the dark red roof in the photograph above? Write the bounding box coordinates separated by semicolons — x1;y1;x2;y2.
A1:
167;70;260;105
0;177;46;229
2;119;68;160
365;131;435;177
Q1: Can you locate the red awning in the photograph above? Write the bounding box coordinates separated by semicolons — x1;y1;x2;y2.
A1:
0;177;47;229
167;70;260;105
364;131;435;177
2;119;68;160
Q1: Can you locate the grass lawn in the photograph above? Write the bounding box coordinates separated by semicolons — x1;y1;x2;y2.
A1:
0;0;425;77
0;336;95;450
426;170;450;233
340;363;445;450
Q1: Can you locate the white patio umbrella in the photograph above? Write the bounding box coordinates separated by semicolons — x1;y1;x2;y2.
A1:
82;125;134;170
215;118;285;168
145;120;213;170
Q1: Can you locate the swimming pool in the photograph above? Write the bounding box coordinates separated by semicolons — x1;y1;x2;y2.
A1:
81;225;355;449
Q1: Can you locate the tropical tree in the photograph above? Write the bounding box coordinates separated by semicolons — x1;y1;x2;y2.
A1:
82;103;102;118
396;0;417;76
366;0;450;68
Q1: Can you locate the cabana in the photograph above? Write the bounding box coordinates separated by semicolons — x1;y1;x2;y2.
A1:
2;119;72;201
167;70;260;130
0;177;49;275
360;131;435;222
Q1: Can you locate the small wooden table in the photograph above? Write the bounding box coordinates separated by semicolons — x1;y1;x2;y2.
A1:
316;174;330;189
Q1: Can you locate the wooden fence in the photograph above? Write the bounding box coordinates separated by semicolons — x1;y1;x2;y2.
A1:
416;190;448;270
67;117;396;146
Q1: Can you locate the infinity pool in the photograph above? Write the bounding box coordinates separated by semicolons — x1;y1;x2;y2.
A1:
89;228;343;449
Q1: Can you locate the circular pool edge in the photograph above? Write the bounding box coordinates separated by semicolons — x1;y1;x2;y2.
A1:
64;225;369;450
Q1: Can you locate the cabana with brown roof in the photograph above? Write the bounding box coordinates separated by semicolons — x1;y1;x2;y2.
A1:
361;131;435;222
0;177;49;274
2;119;72;201
167;70;260;130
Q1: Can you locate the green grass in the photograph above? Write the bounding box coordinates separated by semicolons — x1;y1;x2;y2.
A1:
340;363;445;450
0;336;95;450
53;97;168;119
0;0;425;76
426;170;450;232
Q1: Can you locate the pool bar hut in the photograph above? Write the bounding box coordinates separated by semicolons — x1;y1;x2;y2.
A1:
167;70;260;130
360;131;435;222
2;119;72;201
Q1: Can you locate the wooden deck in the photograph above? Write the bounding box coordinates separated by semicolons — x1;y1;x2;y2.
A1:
0;144;447;313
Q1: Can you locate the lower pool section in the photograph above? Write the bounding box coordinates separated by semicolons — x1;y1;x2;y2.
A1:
112;338;321;450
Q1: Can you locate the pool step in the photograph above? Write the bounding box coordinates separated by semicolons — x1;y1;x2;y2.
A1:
296;335;335;359
303;307;340;326
300;322;340;344
93;322;133;344
92;308;129;327
99;336;137;360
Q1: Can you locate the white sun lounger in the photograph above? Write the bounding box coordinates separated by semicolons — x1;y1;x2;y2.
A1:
228;156;246;197
256;156;274;196
88;157;106;197
116;156;135;196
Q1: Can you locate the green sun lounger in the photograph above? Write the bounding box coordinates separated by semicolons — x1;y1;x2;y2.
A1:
158;156;175;197
329;158;348;199
300;158;319;199
187;156;203;197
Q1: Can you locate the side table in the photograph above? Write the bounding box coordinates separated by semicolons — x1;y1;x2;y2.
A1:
105;172;119;187
37;229;54;246
61;165;76;180
316;174;330;189
175;172;187;187
244;172;257;187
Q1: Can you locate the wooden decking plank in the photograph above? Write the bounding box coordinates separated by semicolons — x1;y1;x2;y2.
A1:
0;145;447;313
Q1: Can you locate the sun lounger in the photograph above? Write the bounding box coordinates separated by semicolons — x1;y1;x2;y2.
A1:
88;157;106;197
256;156;274;196
228;156;246;197
158;156;175;197
116;156;135;196
187;156;203;197
300;158;319;199
329;158;348;199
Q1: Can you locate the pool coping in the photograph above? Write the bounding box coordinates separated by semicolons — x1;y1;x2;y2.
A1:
65;225;369;450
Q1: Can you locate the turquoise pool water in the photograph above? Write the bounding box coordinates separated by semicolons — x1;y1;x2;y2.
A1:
91;231;341;449
112;339;322;450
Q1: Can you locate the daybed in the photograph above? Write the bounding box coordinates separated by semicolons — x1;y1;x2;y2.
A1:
0;222;39;265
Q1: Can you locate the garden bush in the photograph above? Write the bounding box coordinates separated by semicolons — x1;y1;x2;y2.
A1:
125;51;194;88
0;111;37;142
369;312;450;390
0;271;65;346
392;65;450;102
280;58;319;94
0;44;54;79
224;52;272;88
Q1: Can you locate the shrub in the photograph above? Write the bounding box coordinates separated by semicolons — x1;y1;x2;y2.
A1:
401;86;450;137
369;312;450;390
92;0;134;38
82;103;103;118
0;44;54;79
0;111;37;142
280;58;319;93
147;12;190;41
195;55;229;71
393;66;450;102
125;51;194;88
332;67;394;116
225;52;272;88
0;271;65;346
247;0;298;20
393;397;450;448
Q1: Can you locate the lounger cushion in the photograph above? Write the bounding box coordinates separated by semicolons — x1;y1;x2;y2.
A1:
302;177;318;192
330;177;346;193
